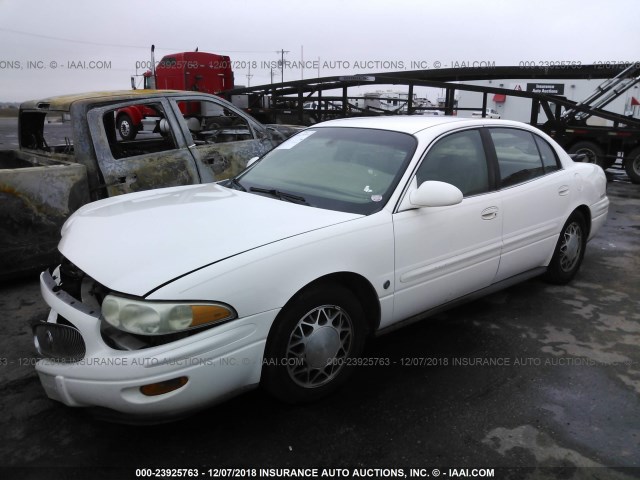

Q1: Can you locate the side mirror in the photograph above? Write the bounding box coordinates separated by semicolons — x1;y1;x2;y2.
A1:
409;181;463;207
159;118;170;135
246;156;260;168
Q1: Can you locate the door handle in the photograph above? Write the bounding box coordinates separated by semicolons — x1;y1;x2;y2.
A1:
481;206;499;220
116;174;137;185
558;185;570;196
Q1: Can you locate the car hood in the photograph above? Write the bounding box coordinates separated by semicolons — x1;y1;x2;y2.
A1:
59;183;361;296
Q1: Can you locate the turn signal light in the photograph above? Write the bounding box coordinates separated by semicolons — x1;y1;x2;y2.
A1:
140;376;188;396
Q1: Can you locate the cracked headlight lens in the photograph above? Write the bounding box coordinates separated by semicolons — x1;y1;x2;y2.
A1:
101;295;236;335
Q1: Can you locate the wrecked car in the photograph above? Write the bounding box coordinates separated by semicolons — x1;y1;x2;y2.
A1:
34;117;608;420
0;90;292;279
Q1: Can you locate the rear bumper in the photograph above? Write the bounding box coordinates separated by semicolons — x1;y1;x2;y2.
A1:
36;270;278;417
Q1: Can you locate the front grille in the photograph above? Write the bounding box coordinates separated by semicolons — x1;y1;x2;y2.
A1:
33;322;86;363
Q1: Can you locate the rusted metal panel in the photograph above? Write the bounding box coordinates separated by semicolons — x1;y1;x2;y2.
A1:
19;90;184;113
2;90;298;278
191;139;273;180
0;151;89;279
103;150;202;197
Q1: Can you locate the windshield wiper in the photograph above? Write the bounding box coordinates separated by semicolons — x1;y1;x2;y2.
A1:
228;177;246;191
249;187;308;205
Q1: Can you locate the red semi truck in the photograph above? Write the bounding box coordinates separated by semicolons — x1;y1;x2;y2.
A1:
117;46;234;140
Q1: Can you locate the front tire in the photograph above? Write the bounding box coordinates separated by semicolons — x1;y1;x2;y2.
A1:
624;147;640;184
261;284;367;403
544;211;587;285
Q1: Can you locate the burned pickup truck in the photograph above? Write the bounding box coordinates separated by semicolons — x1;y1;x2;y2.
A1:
0;90;294;279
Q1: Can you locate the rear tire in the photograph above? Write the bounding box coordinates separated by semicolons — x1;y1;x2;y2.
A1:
544;211;587;285
261;284;367;403
624;147;640;184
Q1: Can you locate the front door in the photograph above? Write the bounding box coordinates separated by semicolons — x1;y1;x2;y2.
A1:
170;97;275;181
391;128;503;324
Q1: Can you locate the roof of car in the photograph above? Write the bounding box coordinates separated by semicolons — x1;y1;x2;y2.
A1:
314;115;525;134
19;90;205;112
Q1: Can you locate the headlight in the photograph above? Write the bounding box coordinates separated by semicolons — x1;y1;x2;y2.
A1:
101;295;236;335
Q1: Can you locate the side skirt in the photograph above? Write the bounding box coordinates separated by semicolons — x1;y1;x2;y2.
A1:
376;267;547;336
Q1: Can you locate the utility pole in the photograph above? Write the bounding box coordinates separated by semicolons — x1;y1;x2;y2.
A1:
246;63;253;87
277;48;289;83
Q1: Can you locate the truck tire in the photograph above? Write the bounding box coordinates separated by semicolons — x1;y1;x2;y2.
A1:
117;113;137;141
624;147;640;184
567;141;607;169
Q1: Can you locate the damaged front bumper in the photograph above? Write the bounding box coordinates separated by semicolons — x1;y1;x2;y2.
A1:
35;269;277;418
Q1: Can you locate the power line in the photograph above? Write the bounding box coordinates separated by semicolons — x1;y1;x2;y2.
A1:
0;28;275;53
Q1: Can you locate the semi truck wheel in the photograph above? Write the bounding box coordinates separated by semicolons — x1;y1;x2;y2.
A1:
624;147;640;184
567;141;608;169
117;113;137;141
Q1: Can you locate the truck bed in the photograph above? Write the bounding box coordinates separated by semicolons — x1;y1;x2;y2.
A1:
0;150;90;279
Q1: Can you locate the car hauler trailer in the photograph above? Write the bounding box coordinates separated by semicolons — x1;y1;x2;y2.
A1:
543;63;640;182
219;63;640;182
127;48;640;182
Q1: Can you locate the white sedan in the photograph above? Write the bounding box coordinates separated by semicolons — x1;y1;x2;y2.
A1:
472;108;501;119
34;116;609;420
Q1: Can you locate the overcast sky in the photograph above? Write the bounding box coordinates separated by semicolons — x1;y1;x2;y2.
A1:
1;0;639;102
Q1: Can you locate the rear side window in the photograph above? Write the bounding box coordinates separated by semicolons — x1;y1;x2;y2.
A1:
489;128;546;188
105;103;178;159
416;129;489;197
534;135;560;172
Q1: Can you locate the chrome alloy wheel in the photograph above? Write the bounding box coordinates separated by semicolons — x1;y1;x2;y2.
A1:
286;305;353;388
559;221;583;272
119;119;132;138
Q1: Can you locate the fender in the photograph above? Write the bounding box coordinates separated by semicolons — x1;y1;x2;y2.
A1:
116;105;144;127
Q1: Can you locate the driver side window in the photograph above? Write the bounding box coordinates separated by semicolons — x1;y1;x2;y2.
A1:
176;99;260;180
416;129;489;197
177;100;254;145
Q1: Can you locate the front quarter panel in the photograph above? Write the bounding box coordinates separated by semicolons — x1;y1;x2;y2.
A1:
146;211;395;327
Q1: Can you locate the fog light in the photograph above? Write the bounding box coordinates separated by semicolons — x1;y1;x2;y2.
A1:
140;376;188;396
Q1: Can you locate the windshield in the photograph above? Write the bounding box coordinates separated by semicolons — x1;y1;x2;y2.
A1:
235;127;417;215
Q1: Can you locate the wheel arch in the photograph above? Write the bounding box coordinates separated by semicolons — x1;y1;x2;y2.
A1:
116;106;143;126
272;271;381;339
572;204;591;238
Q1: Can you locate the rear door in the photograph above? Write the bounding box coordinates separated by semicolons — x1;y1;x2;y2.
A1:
87;98;200;197
487;127;573;282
